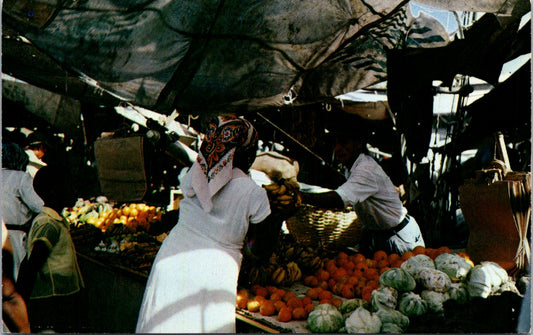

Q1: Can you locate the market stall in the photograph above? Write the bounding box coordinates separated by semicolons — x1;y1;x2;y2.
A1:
63;189;528;333
2;0;531;333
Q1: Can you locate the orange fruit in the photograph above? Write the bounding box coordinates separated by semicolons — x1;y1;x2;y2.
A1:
304;275;319;287
301;297;313;306
318;280;329;290
316;269;330;282
282;292;297;303
260;300;276;316
341;284;355;299
253;286;269;298
305;288;319;300
236;295;248;309
318;290;333;301
269;292;282;302
337;251;349;260
377;259;390;269
292;307;307;320
278;307;293;322
332;298;343;308
401;251;414;261
304;303;315;314
273;300;286;312
373;250;388;262
363;267;379;280
332;267;348;281
319;299;333;305
412;246;426;255
287;297;304;309
342;260;356;272
365;259;377;268
388;253;400;263
353;253;366;263
355;262;368;273
391;259;404;268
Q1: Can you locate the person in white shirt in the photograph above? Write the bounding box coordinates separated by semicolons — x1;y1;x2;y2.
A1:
299;115;425;256
136;115;285;333
1;143;44;279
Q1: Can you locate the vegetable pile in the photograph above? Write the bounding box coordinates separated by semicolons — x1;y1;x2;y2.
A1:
237;246;523;333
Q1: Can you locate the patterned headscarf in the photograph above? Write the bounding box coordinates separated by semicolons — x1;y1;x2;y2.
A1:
191;115;258;212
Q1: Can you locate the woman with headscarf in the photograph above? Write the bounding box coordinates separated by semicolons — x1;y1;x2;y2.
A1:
136;115;282;333
1;143;44;280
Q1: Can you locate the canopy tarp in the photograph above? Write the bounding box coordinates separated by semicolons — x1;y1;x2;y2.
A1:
3;0;450;118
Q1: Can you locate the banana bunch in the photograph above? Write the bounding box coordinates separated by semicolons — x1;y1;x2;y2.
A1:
285;261;303;284
270;262;303;286
271;266;287;285
263;179;302;210
248;264;275;286
296;245;324;273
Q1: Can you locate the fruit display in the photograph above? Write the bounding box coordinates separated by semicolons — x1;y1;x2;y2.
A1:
64;197;163;233
66;196;168;274
236;246;524;333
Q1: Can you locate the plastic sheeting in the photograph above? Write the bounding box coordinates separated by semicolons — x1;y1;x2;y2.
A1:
3;0;448;117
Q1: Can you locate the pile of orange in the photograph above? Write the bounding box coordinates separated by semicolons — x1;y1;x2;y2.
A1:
236;285;316;322
302;250;404;302
237;246;469;323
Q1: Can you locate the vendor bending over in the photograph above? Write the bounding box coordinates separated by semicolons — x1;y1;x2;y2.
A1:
298;115;425;256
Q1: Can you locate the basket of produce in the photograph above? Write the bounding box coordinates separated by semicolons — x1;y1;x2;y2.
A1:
285;205;363;249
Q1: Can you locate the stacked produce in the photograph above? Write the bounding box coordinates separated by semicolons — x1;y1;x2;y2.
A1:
237;246;521;333
66;197;168;274
242;234;329;287
64;197;163;233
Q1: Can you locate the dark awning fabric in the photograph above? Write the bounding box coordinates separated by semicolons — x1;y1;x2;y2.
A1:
386;11;530;162
3;0;450;118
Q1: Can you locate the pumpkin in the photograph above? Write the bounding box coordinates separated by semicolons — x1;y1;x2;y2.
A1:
306;303;344;333
400;254;435;276
434;252;473;282
467;261;509;298
415;268;452;292
345;307;382;334
370;286;398;311
420;290;450;314
379;268;416;292
448;282;469;304
375;306;410;332
398;292;428;317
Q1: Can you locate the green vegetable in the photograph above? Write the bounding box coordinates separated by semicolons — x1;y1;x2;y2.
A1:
421;290;450;314
467;261;508;298
400;254;435;276
307;303;344;333
415;268;452;292
448;282;469;304
398;292;428;317
339;298;369;315
375;306;410;332
434;252;473;282
379;268;416;292
345;307;382;334
370;286;398;311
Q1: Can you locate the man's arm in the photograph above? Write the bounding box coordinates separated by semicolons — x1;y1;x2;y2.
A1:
298;191;345;210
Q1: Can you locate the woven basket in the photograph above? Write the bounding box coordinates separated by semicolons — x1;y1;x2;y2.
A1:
286;205;363;249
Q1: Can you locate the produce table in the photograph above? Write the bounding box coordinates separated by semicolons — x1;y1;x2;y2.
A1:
75;251;310;333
